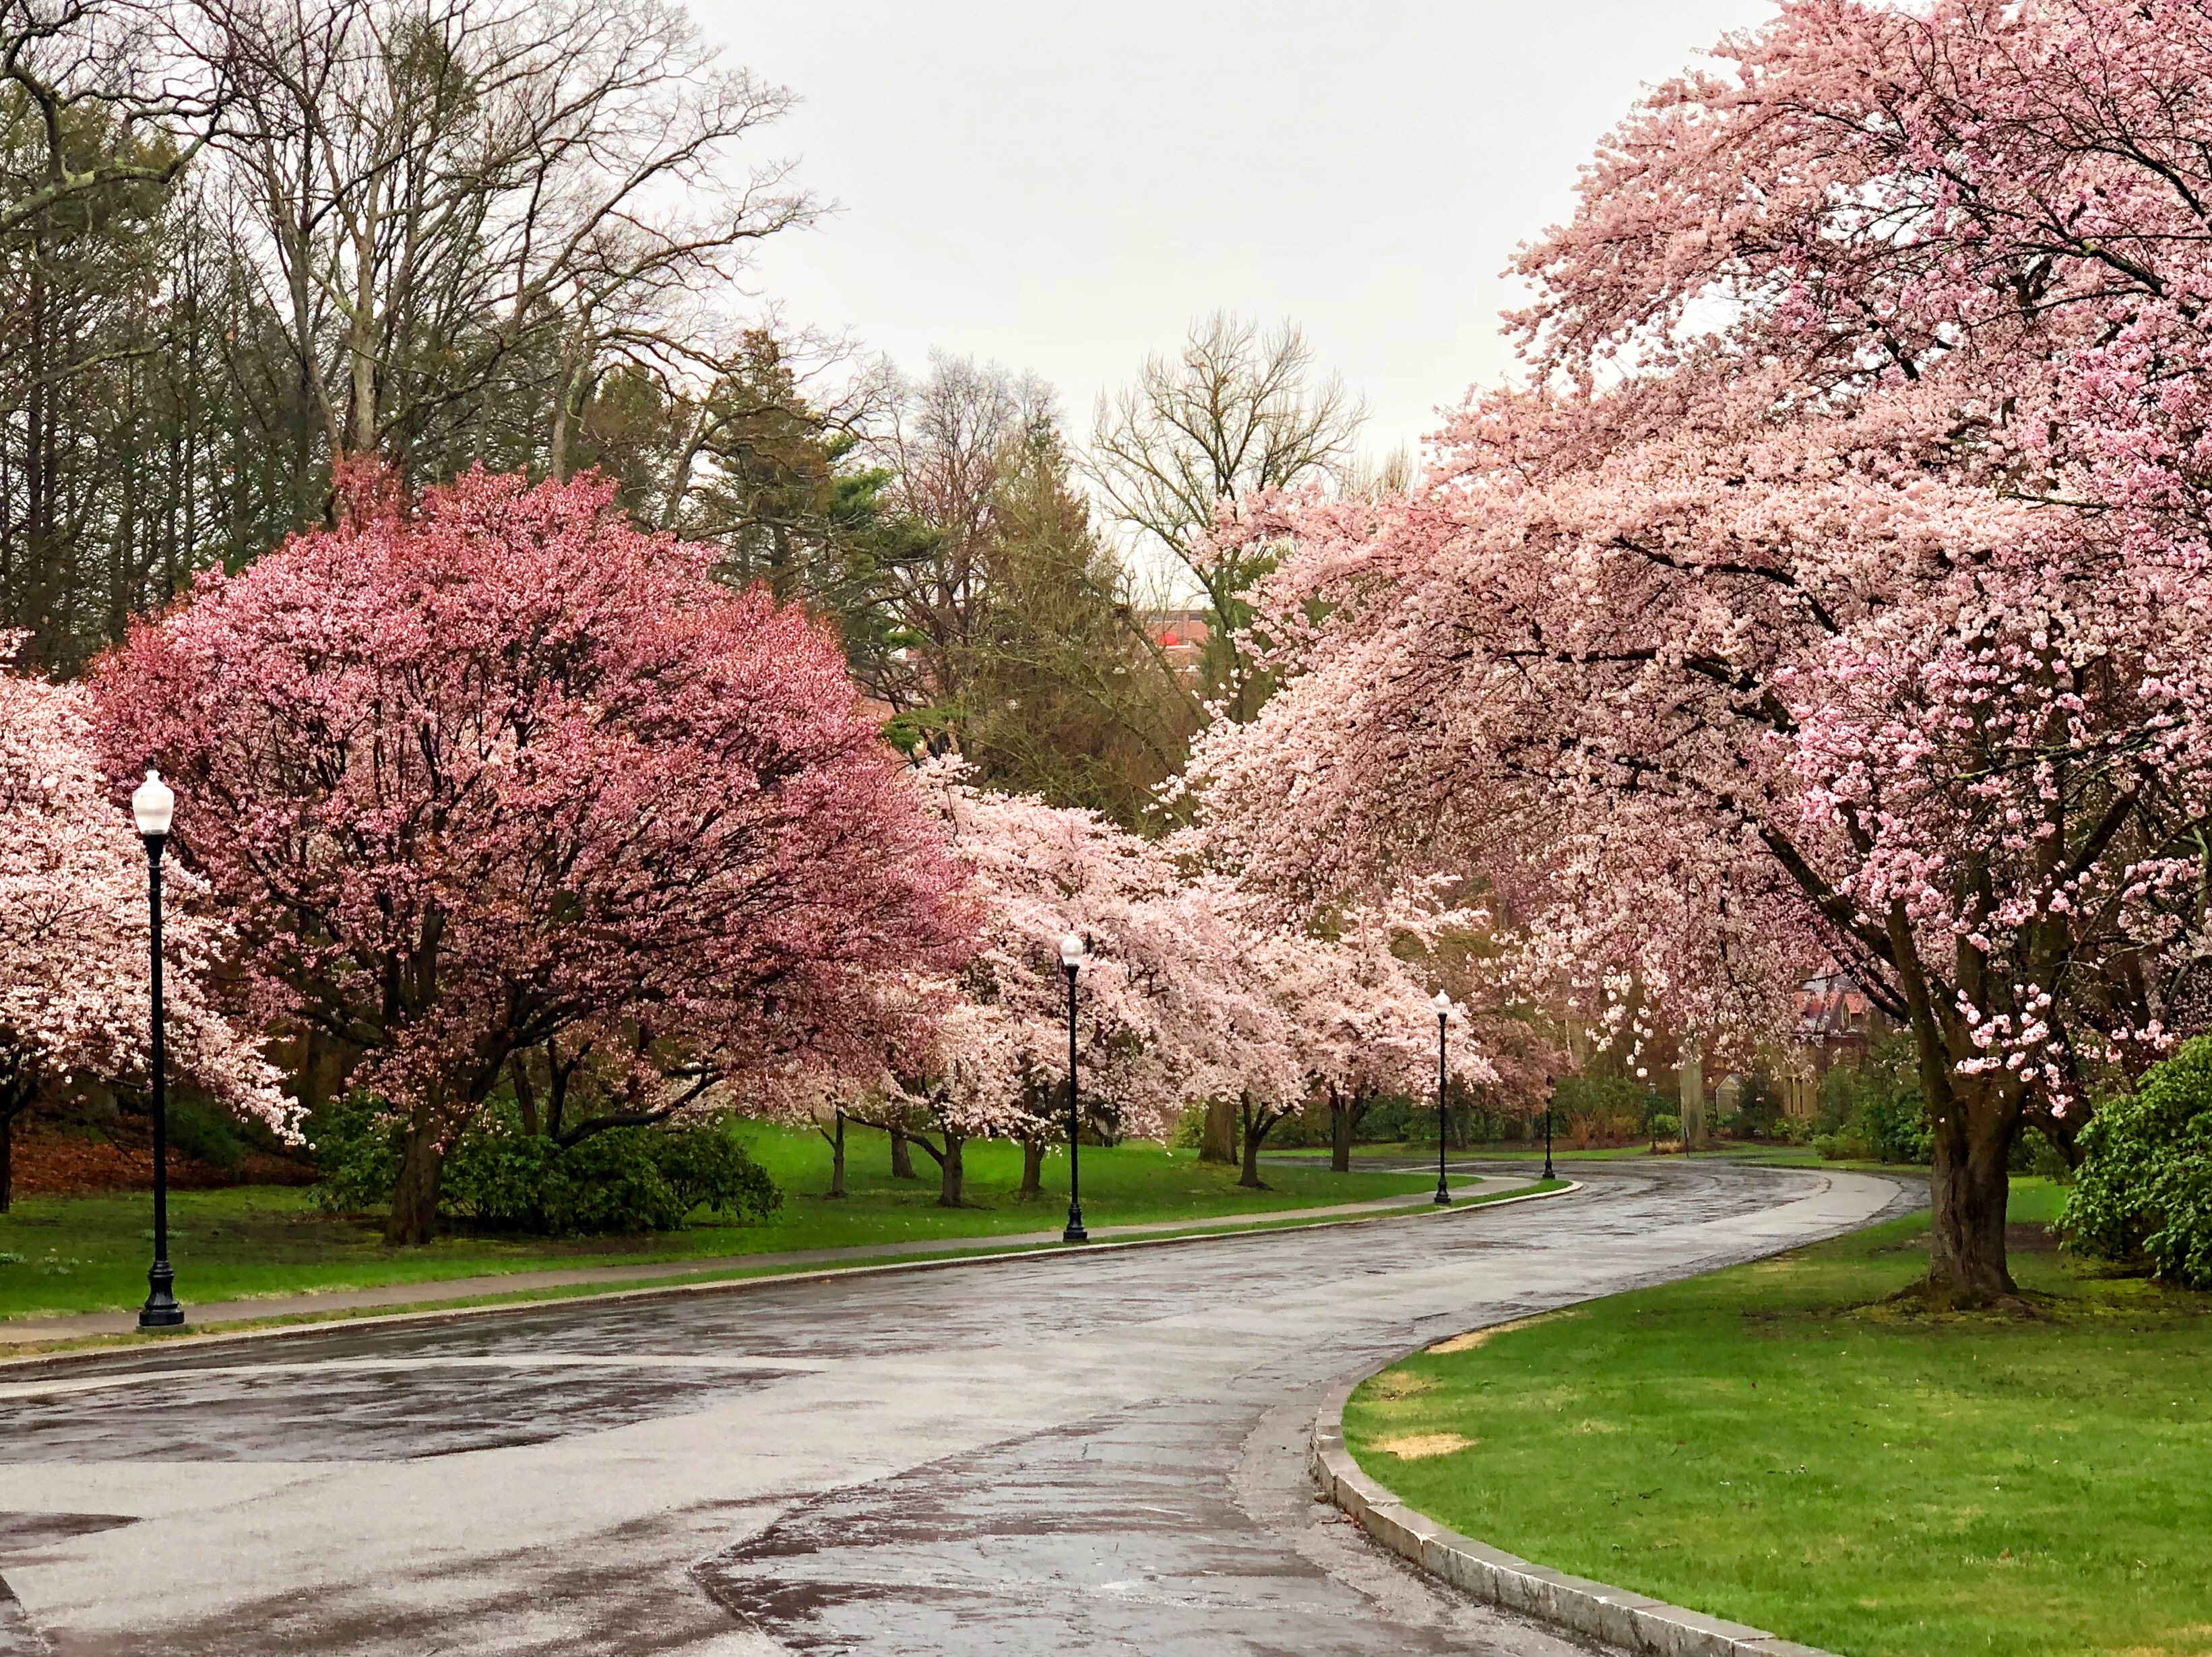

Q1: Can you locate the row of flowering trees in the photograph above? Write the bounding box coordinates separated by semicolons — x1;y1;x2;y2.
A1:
0;465;1505;1234
1187;0;2212;1307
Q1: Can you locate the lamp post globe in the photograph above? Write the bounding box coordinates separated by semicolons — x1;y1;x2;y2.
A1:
1060;934;1087;1244
1432;991;1453;1206
133;770;184;1331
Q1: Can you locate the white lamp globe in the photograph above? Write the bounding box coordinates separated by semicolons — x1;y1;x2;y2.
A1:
1432;991;1452;1017
131;770;175;838
1060;933;1085;968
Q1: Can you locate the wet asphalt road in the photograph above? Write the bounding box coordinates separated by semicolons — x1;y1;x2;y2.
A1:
0;1161;1907;1656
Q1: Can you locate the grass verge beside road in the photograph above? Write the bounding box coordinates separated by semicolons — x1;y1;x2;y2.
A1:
1;1127;1484;1323
1344;1179;2212;1657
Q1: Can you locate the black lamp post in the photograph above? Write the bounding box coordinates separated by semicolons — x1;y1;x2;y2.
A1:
1432;991;1453;1206
1060;933;1087;1244
1542;1084;1556;1182
133;770;183;1332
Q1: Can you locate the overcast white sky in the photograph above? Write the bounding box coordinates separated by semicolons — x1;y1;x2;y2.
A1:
691;0;1779;460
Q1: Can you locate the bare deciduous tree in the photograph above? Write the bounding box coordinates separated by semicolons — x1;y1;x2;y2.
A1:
205;0;813;483
1088;311;1363;720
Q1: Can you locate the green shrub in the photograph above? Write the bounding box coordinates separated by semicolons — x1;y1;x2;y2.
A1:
1648;1112;1682;1141
309;1097;780;1234
2062;1038;2212;1287
305;1092;404;1214
1810;1044;1932;1164
167;1090;251;1170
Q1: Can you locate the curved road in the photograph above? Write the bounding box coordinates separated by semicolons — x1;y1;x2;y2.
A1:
0;1161;1909;1656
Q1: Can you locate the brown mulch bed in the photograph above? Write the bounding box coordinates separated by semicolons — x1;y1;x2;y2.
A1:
2006;1219;2062;1255
10;1128;315;1197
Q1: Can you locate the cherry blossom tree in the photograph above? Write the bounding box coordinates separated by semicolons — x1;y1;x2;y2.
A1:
1278;906;1502;1174
96;468;974;1242
1189;0;2212;1305
0;648;284;1210
851;765;1191;1208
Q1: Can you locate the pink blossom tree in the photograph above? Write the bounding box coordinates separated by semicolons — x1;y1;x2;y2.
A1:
1189;0;2212;1304
0;650;285;1210
96;469;974;1243
853;765;1191;1207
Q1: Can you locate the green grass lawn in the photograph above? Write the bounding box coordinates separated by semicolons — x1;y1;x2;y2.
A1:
1346;1178;2212;1657
0;1126;1484;1321
1272;1142;1664;1162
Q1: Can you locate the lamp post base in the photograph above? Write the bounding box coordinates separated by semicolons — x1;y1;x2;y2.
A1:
1432;1183;1452;1206
138;1261;185;1330
1063;1205;1087;1245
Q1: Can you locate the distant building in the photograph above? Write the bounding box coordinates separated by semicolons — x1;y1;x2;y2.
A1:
1147;608;1211;675
1776;970;1881;1120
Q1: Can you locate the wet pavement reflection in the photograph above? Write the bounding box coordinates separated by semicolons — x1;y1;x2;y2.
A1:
0;1161;1914;1656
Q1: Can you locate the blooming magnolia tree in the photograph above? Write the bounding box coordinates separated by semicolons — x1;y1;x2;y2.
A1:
96;469;974;1242
1190;0;2212;1304
0;654;284;1210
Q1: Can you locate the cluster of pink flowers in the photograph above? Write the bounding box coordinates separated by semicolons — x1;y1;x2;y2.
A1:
1186;0;2212;1237
0;639;285;1135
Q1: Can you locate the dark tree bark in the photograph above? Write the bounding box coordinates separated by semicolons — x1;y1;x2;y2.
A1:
0;1106;14;1214
1200;1096;1237;1164
1238;1092;1290;1190
510;1053;540;1137
821;1110;846;1199
384;1116;445;1245
1327;1084;1370;1173
1925;1077;2020;1305
1019;1135;1046;1199
890;1125;917;1179
938;1131;966;1208
899;1127;968;1208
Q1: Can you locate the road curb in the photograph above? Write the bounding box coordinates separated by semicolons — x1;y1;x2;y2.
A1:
0;1175;1583;1371
1311;1379;1838;1657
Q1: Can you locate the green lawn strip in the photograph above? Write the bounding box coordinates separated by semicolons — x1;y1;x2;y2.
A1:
1344;1176;2212;1657
1;1176;1570;1359
0;1127;1499;1322
1271;1143;1662;1162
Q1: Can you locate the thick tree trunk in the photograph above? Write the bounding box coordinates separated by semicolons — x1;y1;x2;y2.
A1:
1926;1092;2017;1305
937;1132;966;1208
0;1110;12;1214
1199;1096;1236;1164
890;1126;917;1180
1678;1036;1706;1150
1019;1136;1046;1199
1329;1085;1355;1173
826;1111;846;1199
384;1119;444;1245
1238;1095;1272;1190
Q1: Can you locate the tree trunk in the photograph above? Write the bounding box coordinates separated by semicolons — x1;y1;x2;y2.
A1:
384;1118;444;1245
890;1125;917;1180
0;1109;13;1214
1926;1088;2018;1305
826;1111;846;1199
1329;1085;1354;1173
1238;1095;1271;1190
1200;1096;1236;1164
1678;1036;1706;1150
937;1131;966;1208
511;1053;540;1139
1019;1136;1046;1199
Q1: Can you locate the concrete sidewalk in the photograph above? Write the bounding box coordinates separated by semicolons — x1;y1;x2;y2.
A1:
0;1173;1509;1349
